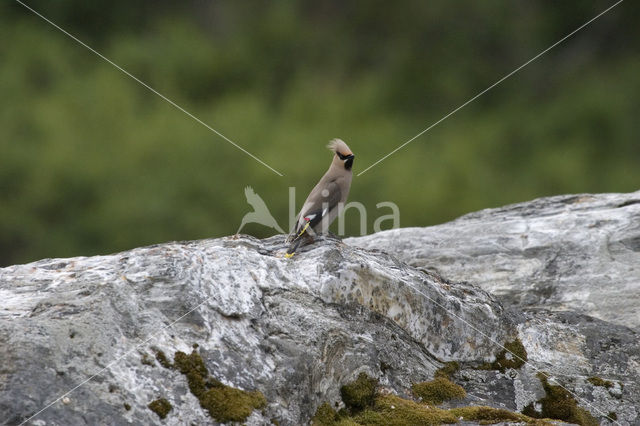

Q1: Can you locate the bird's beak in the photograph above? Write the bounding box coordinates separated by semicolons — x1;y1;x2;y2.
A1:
346;154;354;160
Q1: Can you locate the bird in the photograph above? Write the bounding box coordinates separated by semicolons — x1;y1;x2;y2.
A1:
236;186;285;235
285;139;354;258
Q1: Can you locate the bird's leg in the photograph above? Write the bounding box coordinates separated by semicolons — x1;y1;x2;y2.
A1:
284;239;303;258
285;218;312;258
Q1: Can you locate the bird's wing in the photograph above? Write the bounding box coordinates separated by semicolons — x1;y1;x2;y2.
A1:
244;186;255;199
245;186;270;212
295;180;342;234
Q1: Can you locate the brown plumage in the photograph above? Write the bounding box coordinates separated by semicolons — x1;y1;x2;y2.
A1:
286;139;354;257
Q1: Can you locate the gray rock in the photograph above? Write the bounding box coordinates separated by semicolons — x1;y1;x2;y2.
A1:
1;192;638;425
349;191;640;329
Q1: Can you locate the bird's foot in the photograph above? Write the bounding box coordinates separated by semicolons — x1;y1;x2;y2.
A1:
284;238;304;259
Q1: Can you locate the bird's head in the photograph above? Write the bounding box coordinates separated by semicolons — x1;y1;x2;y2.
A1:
327;139;355;171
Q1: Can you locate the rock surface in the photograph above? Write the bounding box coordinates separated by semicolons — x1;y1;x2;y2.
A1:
349;191;640;330
0;192;638;425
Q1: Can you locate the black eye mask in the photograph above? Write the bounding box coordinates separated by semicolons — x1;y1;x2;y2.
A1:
344;157;354;170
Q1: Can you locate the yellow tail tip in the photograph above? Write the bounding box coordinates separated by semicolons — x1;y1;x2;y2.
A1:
284;252;295;259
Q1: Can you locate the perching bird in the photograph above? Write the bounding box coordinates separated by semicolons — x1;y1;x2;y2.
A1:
285;139;354;257
236;186;285;235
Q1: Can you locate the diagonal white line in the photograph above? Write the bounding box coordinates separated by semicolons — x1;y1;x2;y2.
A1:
15;0;284;177
18;296;214;425
358;0;625;176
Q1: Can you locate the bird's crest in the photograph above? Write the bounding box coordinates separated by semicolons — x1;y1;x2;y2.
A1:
327;139;352;156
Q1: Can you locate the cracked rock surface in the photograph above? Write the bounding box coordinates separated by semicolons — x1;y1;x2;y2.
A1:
1;192;639;425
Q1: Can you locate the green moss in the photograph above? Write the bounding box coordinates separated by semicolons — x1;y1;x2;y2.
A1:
314;389;548;426
450;406;549;424
311;404;361;426
312;402;339;425
522;373;598;426
434;361;459;379
174;351;208;377
607;412;617;421
587;376;614;388
172;350;266;423
148;398;172;419
174;350;210;397
200;386;267;423
411;377;466;405
340;373;378;412
141;353;155;366
155;350;173;369
479;339;528;371
353;394;458;425
313;366;549;425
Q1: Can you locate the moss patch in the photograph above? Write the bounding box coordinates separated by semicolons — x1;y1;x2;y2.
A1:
173;350;209;397
340;373;378;412
148;398;172;419
353;394;458;425
313;373;547;425
479;339;528;371
172;350;266;423
434;361;459;379
312;402;340;425
450;406;546;424
411;377;466;405
522;373;598;426
141;352;155;366
155;350;173;369
200;385;267;423
587;376;614;388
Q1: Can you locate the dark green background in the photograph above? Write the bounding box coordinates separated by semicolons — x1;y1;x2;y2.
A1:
1;1;638;266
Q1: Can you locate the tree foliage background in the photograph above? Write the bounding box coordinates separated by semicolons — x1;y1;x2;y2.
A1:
1;1;638;266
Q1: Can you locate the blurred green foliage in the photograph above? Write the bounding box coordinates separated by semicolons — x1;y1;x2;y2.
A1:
1;1;639;265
